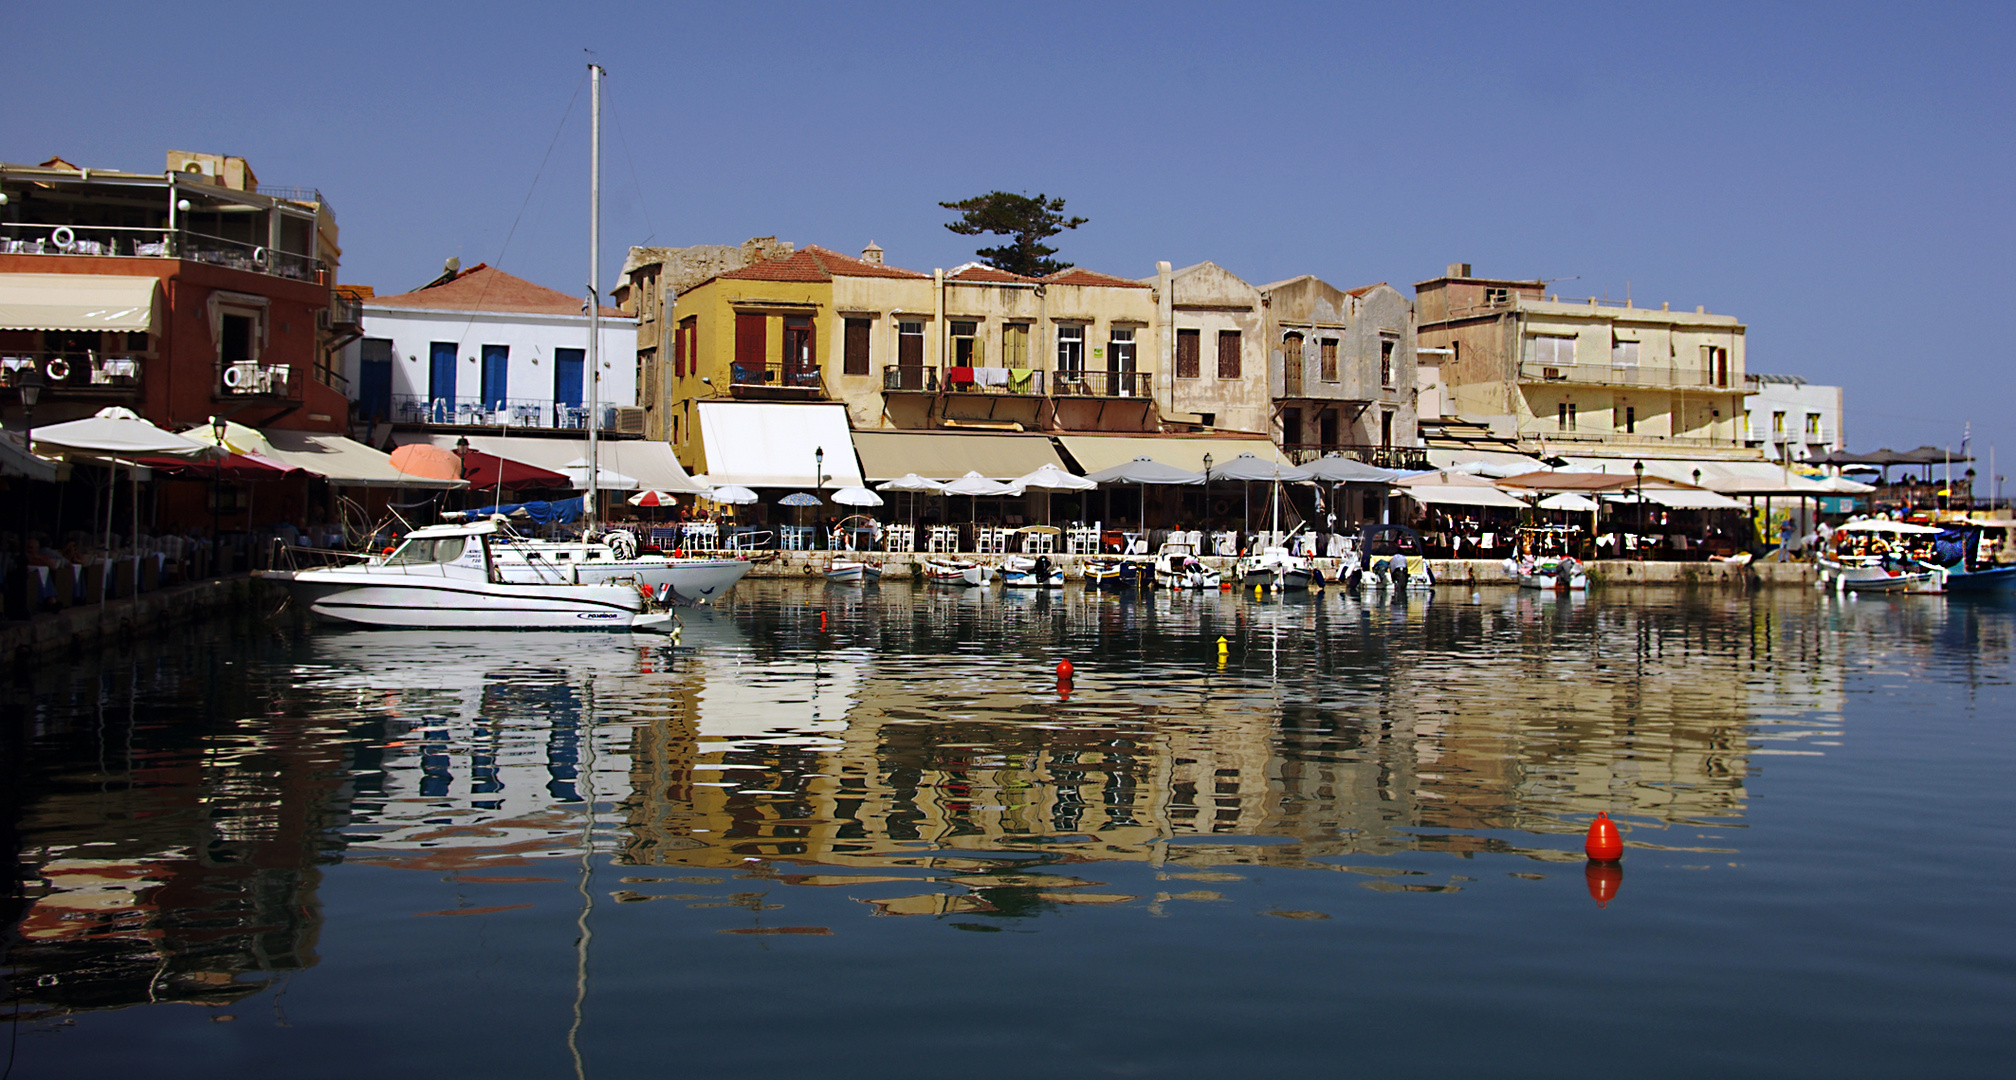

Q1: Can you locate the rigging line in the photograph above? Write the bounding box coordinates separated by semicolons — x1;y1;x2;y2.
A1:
455;69;590;360
602;82;658;249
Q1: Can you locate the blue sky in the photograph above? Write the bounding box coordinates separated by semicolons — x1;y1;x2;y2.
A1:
8;1;2010;477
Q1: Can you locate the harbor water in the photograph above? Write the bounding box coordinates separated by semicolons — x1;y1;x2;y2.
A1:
3;582;2012;1077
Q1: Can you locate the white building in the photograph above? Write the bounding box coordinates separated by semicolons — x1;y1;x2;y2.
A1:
342;263;638;431
1742;373;1843;463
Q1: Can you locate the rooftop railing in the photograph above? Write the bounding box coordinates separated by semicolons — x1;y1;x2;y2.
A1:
1283;443;1431;471
1519;361;1733;389
0;223;325;283
387;394;597;430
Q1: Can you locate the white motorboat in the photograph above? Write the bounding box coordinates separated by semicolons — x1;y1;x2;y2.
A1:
923;557;987;586
263;520;663;630
1152;540;1220;589
998;554;1064;588
486;526;751;602
824;558;883;584
1237;547;1313;590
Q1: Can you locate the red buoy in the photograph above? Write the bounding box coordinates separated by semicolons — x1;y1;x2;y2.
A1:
1056;659;1074;680
1585;860;1624;908
1585;812;1623;861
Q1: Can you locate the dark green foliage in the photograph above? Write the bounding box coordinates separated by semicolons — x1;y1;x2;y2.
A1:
939;191;1088;277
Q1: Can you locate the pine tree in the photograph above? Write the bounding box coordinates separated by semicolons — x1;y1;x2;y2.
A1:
939;192;1088;277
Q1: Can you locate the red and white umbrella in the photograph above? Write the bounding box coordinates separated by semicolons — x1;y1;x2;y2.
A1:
626;490;679;507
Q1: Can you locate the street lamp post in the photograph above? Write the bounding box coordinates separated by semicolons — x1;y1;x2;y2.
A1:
17;367;43;430
1633;460;1646;561
1202;453;1213;533
210;414;227;577
455;435;471;513
1693;468;1706;547
814;445;824;550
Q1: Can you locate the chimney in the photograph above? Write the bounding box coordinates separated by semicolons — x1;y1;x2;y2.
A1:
1447;262;1471;278
861;241;884;265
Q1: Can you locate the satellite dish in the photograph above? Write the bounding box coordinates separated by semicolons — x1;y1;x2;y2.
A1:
444;256;461;275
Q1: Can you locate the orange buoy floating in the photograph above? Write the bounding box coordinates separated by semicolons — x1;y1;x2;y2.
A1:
1056;659;1074;680
1585;812;1623;861
1585;860;1623;908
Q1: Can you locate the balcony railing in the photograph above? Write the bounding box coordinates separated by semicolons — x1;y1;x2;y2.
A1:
1;223;325;282
388;394;595;430
2;351;144;393
1519;362;1733;390
883;365;938;392
219;362;293;398
1054;369;1150;397
730;361;823;393
1283;443;1431;471
1527;429;1745;448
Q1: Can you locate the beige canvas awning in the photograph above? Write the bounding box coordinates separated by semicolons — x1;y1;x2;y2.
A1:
0;273;160;332
1058;435;1286;475
263;430;465;488
853;431;1066;482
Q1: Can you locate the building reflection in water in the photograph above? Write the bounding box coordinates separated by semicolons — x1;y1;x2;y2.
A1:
8;582;1932;1017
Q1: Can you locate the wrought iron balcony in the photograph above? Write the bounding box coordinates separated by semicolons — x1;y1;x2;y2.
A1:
1053;369;1149;398
1283;443;1430;471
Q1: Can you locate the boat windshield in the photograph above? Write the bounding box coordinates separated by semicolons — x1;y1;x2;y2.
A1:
386;536;471;565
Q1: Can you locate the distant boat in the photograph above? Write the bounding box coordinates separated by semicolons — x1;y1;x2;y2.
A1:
1354;524;1434;592
1817;518;1945;593
1151;540;1220;590
263;519;668;631
824;558;882;584
998;554;1063;588
923;557;986;586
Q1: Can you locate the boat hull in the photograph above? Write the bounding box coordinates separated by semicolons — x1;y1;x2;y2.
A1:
270;569;643;630
1818;558;1942;593
1944;565;2016;593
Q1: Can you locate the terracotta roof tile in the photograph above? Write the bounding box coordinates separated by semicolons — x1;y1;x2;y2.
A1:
1040;267;1151;289
1345;282;1388;298
371;264;626;317
717;245;930;285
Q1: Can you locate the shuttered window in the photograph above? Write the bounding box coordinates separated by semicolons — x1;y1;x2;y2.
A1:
844;318;871;375
1319;338;1338;382
1175;329;1200;378
1216;330;1241;379
734;312;766;380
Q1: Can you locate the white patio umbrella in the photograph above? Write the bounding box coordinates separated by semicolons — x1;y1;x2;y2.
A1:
829;486;885;507
876;473;944;537
33;407;211;557
941;470;1014;531
708;485;760;505
1006;462;1094;525
1536;492;1601;512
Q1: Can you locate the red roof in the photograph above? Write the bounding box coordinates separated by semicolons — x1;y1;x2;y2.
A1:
1041;267;1150;289
1345;282;1389;298
372;264;626;317
717;245;929;284
947;263;1036;284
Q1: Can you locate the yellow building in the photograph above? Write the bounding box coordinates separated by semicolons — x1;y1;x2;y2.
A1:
657;245;1168;472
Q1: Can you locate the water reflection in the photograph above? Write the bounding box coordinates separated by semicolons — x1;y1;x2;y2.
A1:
5;585;2012;1027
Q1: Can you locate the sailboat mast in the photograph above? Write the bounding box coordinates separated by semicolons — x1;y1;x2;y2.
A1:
586;63;603;534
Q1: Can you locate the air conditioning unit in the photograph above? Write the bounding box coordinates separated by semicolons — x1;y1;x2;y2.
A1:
1543;367;1562;380
605;406;645;434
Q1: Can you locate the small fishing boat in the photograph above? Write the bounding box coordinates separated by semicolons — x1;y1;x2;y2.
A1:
263;519;670;631
923;557;987;586
1237;546;1313;590
1084;555;1151;590
824;558;882;584
1152;540;1220;590
1351;524;1434;592
1923;519;2016;594
998;554;1064;588
1506;554;1588;591
1817;518;1945;593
